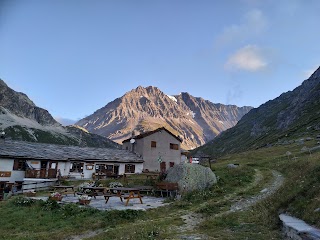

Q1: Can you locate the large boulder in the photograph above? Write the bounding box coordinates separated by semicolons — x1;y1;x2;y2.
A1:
165;163;217;193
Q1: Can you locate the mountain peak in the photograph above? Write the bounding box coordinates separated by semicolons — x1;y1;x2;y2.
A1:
310;66;320;79
76;86;253;149
0;78;59;126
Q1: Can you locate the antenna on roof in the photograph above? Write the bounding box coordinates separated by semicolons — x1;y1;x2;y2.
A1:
0;131;5;143
130;138;136;153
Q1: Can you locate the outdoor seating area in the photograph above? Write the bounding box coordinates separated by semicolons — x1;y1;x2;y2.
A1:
31;190;167;211
1;170;182;213
155;182;179;197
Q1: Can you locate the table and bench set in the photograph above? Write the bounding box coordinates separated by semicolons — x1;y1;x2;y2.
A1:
52;182;179;206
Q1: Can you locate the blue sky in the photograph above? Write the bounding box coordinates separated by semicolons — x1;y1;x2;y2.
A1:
1;0;320;125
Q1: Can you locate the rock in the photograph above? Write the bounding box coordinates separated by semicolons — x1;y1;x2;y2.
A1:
286;151;292;156
282;140;290;145
296;139;305;145
305;137;313;141
165;163;217;192
227;163;239;168
301;146;309;152
260;188;268;193
314;208;320;212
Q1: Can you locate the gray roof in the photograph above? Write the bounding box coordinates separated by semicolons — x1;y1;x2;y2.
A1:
0;140;143;163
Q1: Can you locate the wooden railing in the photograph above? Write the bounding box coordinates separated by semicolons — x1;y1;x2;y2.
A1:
25;168;57;179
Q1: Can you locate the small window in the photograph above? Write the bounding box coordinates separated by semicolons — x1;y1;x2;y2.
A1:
125;164;135;173
13;159;26;171
170;162;175;167
151;141;157;148
95;164;105;173
70;162;84;173
170;143;179;150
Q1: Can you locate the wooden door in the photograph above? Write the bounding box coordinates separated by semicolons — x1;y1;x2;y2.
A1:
160;162;166;172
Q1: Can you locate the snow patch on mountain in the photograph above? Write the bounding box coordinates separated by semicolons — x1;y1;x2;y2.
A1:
167;95;177;102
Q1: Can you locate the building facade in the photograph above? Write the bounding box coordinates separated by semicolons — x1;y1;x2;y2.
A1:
122;127;182;172
0;140;143;184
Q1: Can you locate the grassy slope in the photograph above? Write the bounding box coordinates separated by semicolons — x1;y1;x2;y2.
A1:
1;142;320;239
4;125;118;148
194;75;320;158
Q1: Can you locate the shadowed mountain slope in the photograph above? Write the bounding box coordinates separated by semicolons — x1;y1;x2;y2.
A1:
193;66;320;156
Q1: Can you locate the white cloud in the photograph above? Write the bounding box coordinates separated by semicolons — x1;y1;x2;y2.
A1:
215;9;267;47
225;45;267;72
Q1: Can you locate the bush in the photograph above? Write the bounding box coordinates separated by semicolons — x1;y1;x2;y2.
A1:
39;199;61;211
11;196;36;207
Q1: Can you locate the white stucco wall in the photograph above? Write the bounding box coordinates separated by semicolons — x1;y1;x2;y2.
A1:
140;131;181;171
0;158;25;183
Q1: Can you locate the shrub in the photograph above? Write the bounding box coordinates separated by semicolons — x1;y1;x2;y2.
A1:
11;196;36;207
40;199;61;211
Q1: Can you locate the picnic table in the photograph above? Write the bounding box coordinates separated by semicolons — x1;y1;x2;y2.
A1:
53;185;76;196
105;187;143;206
81;186;107;198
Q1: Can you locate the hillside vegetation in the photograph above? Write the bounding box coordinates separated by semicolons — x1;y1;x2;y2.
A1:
1;142;320;239
194;66;320;157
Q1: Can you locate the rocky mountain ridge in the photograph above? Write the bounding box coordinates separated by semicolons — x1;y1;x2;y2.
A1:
0;80;58;126
0;79;118;148
194;66;320;156
76;86;252;149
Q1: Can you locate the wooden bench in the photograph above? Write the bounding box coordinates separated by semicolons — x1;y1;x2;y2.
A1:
103;193;123;203
155;182;179;197
53;185;76;196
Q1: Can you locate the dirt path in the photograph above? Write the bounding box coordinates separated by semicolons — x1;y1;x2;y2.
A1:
229;170;284;212
65;229;104;240
176;169;284;239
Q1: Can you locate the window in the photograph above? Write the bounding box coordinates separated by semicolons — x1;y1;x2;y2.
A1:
50;162;57;169
170;162;175;167
125;164;135;173
170;143;179;150
13;159;26;171
95;164;106;173
106;165;113;172
151;141;157;148
95;164;114;173
86;165;94;170
70;162;84;173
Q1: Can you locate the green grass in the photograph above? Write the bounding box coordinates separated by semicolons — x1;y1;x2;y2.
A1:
1;143;320;239
0;198;146;240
